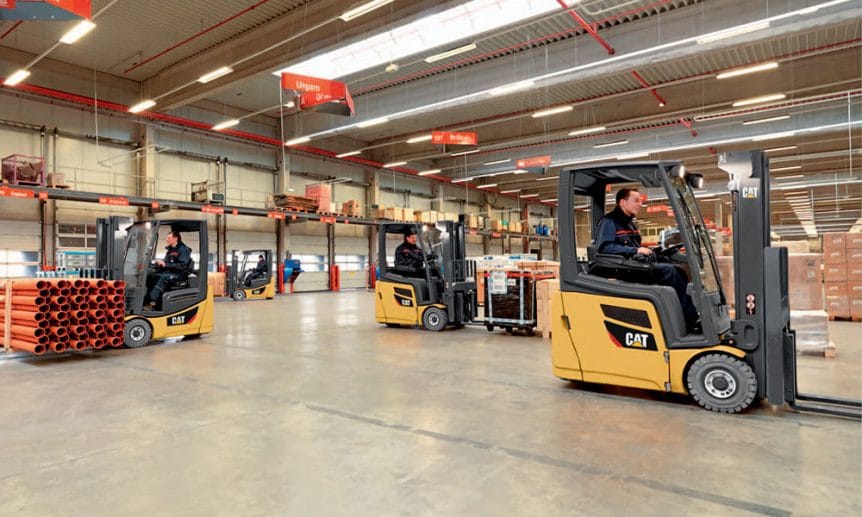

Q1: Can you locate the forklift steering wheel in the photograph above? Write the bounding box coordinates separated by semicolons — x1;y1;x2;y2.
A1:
658;243;685;257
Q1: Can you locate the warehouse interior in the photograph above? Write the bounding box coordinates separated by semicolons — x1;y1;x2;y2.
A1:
0;0;860;514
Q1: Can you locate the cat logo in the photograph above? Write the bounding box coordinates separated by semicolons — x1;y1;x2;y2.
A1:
167;307;198;327
625;332;650;349
742;186;759;199
171;315;186;325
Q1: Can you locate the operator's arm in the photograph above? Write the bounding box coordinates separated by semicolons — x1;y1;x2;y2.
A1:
595;217;637;257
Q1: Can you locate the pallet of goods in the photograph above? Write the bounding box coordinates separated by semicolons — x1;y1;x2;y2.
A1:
823;232;862;321
269;193;318;212
536;278;560;339
341;200;363;218
0;278;126;355
305;184;331;213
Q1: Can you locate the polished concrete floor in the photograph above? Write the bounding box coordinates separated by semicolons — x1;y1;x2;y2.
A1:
1;291;860;516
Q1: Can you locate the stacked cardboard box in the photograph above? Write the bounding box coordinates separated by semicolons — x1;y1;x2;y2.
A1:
466;215;479;229
341;200;362;217
847;233;862;319
536;278;560;339
788;254;823;311
305;184;331;213
490;220;506;232
822;233;857;319
208;272;226;297
414;210;438;224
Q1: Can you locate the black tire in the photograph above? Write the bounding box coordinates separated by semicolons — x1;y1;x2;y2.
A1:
524;327;535;337
686;353;757;413
486;324;494;332
124;318;152;349
422;307;448;332
232;289;246;301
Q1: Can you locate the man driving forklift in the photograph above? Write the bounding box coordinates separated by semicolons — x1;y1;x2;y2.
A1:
596;187;700;333
146;230;193;310
394;227;425;276
244;254;268;287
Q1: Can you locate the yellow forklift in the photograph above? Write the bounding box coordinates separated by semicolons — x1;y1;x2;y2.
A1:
549;151;860;417
226;249;276;301
375;221;477;331
96;217;214;348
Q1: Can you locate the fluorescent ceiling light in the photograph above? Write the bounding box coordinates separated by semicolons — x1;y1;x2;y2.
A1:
212;119;240;131
425;43;477;63
451;149;480;157
532;106;573;118
407;134;433;144
732;93;786;107
742;115;790;125
696;21;770;45
501;189;521;194
752;131;795;142
617;152;649;160
489;80;535;96
541;198;557;202
356;116;389;128
59;20;96;44
716;62;778;79
452;177;473;183
339;0;394;22
128;99;156;113
477;183;497;189
536;175;559;182
418;169;441;176
284;101;295;108
772;165;802;172
198;66;233;84
510;169;529;175
3;69;31;86
336;150;362;158
484;158;511;166
280;0;561;80
520;194;539;198
285;136;311;146
569;126;606;136
775;174;804;180
594;139;629;149
383;161;407;168
764;145;798;153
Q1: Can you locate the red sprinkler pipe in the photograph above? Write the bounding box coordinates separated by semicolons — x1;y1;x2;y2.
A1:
556;0;615;55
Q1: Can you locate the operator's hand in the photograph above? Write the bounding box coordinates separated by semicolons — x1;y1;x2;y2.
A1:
154;259;166;267
636;247;653;256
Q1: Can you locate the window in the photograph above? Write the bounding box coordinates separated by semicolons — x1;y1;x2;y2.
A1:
57;223;98;249
335;254;367;272
0;250;40;277
294;254;328;272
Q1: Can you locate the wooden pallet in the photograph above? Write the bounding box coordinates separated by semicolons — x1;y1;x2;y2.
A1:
828;315;861;322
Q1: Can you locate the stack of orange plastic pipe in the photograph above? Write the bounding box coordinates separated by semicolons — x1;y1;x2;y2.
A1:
0;278;126;355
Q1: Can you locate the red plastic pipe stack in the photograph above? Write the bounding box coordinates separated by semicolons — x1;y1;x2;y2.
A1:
0;278;126;355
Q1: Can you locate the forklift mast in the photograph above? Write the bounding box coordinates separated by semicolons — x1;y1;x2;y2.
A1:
720;151;860;418
95;216;134;280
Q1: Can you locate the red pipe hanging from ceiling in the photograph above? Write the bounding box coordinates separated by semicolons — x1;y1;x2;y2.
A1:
124;0;274;74
0;21;23;41
556;0;615;55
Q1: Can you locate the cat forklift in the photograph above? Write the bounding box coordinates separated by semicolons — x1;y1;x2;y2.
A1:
226;249;276;301
549;151;860;417
375;220;477;331
96;217;215;348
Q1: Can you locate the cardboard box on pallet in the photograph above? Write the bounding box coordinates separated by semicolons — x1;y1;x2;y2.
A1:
849;264;862;281
305;184;331;212
826;296;850;319
536;278;560;338
490;220;506;232
823;233;846;252
824;263;847;283
822;248;847;264
466;215;479;228
788;254;824;310
208;272;226;297
847;248;862;264
341;200;362;217
849;281;862;299
845;233;862;249
850;298;862;319
824;282;848;298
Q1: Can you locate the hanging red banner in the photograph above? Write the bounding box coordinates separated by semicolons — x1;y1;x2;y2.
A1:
0;0;17;9
151;201;160;210
267;211;286;220
98;196;129;206
0;187;34;198
1;0;90;19
282;72;355;116
432;131;477;146
646;204;668;213
38;191;48;200
515;155;551;168
201;205;224;214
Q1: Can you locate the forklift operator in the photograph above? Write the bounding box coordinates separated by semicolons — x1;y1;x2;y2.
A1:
394;228;425;274
244;254;268;286
596;188;700;333
146;230;193;308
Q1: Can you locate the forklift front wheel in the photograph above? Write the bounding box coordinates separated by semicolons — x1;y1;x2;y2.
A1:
231;289;246;301
124;318;152;349
422;307;448;332
485;324;494;332
687;353;757;414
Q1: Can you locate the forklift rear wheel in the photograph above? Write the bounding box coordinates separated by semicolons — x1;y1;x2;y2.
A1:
232;289;246;301
687;353;757;413
422;307;448;332
124;319;152;349
486;324;494;332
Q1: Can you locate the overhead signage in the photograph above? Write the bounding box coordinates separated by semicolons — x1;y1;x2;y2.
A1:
1;0;90;19
516;155;551;168
282;72;355;117
432;131;477;146
0;187;33;198
0;1;16;9
98;196;129;206
267;211;286;220
38;191;48;200
646;204;668;213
